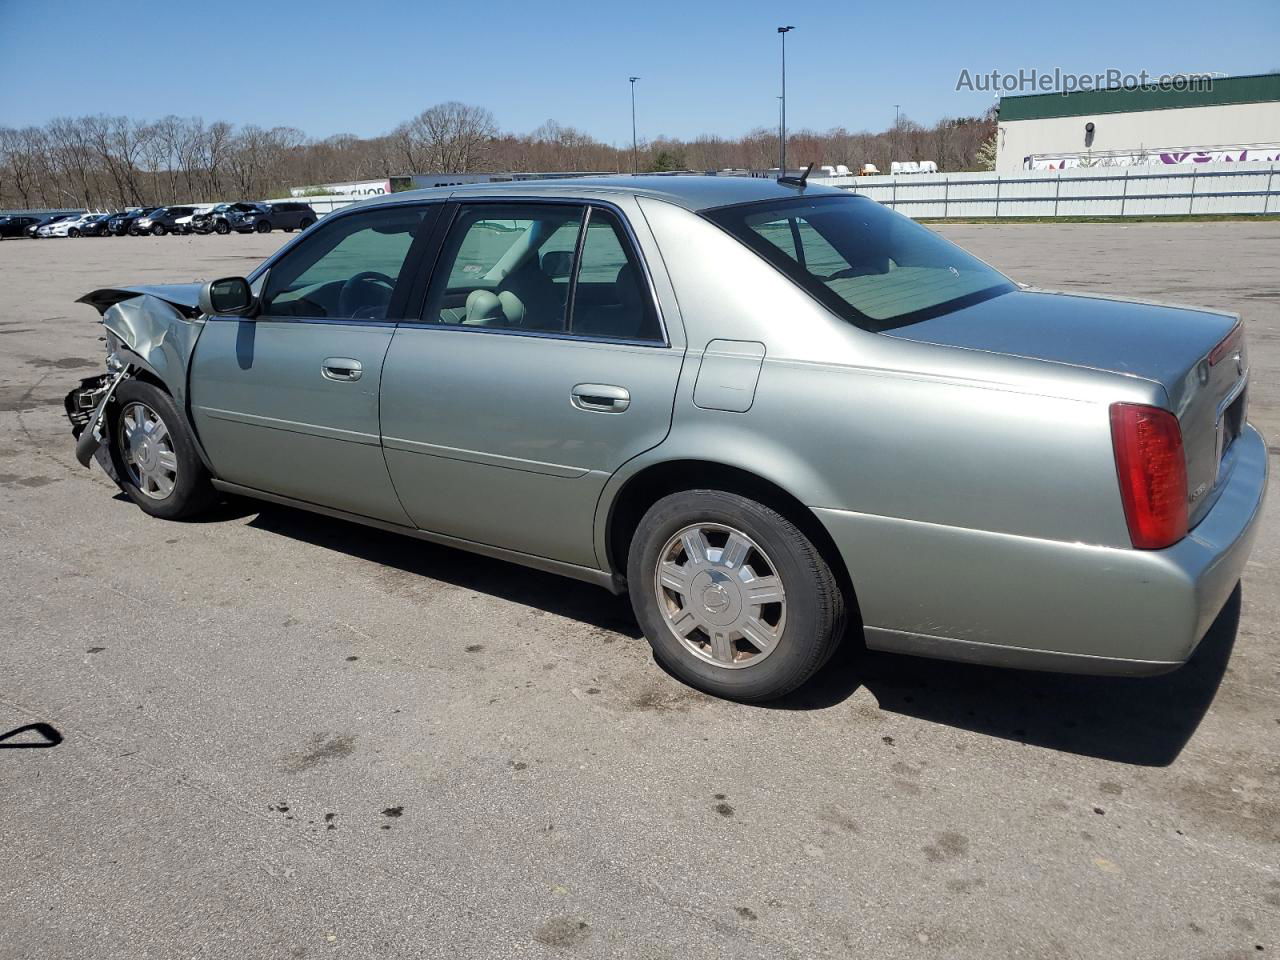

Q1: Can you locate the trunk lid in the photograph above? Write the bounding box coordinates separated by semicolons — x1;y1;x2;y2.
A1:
885;289;1248;528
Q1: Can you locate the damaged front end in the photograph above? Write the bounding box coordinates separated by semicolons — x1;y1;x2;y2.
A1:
65;364;130;480
64;283;206;479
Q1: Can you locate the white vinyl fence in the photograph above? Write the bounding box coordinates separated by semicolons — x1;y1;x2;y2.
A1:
813;161;1280;218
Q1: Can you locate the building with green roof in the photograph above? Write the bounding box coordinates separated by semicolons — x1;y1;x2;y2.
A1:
995;73;1280;173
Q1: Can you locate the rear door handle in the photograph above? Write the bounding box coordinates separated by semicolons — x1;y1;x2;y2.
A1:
322;357;363;382
571;383;630;413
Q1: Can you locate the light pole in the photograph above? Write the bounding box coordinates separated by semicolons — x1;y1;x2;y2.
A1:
777;26;794;174
892;104;900;161
629;76;640;175
777;95;784;155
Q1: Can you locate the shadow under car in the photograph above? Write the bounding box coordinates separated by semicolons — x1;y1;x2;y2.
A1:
242;500;1238;767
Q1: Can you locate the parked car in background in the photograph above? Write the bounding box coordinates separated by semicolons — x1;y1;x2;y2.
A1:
192;202;262;235
105;208;159;236
47;213;108;238
63;177;1265;703
228;201;316;234
40;214;91;238
175;205;218;235
76;213;116;237
134;206;198;236
0;214;41;239
28;213;80;237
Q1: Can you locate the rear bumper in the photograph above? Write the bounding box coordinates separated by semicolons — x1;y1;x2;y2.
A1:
815;423;1267;675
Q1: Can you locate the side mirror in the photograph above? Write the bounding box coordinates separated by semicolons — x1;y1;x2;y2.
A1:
541;250;574;280
199;276;254;316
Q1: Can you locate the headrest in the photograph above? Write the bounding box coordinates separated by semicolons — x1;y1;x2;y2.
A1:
463;289;505;326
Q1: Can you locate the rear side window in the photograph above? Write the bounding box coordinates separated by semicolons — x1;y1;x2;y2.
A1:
705;195;1014;330
421;203;662;342
571;208;662;341
424;204;584;332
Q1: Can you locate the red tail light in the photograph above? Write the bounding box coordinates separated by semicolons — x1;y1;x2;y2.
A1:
1110;403;1188;549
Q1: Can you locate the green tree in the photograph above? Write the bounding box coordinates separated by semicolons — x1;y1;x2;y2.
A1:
652;149;684;172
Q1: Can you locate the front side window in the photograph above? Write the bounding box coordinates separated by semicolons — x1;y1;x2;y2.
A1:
705;195;1014;330
260;205;431;321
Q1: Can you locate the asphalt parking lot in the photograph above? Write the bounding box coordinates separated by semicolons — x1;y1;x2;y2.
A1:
1;222;1277;960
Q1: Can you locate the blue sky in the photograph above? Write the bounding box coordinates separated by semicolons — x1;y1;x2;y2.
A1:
1;0;1276;143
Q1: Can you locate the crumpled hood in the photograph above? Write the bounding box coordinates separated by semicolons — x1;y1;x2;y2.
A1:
883;289;1237;390
77;283;203;315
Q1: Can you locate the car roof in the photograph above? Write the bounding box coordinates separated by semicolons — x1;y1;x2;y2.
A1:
350;174;847;214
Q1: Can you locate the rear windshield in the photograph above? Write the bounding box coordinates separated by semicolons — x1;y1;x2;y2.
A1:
704;194;1014;331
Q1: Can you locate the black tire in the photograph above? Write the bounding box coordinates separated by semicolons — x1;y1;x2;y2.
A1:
215;220;230;235
69;228;80;238
151;223;166;236
627;489;846;702
299;218;313;230
107;379;217;521
255;220;271;234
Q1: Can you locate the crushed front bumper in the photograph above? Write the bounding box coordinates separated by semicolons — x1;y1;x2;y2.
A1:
65;374;122;482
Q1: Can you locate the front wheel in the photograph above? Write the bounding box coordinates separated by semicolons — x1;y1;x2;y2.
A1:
151;223;166;236
298;218;313;230
254;220;271;234
108;380;217;520
627;490;846;702
215;220;230;235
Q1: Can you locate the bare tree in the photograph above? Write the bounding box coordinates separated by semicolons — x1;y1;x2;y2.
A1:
1;101;996;211
405;102;497;172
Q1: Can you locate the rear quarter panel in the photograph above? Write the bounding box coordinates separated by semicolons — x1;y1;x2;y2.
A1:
610;198;1206;659
629;197;1157;540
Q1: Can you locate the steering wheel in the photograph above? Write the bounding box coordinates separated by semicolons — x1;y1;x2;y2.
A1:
338;271;395;319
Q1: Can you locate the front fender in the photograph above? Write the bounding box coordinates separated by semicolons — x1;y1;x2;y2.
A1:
90;293;204;412
73;288;215;474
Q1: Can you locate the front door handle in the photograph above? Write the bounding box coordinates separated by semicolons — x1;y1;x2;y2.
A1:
322;357;363;382
571;383;630;413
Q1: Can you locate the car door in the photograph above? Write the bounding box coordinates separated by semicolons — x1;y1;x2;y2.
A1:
189;201;441;523
380;198;685;568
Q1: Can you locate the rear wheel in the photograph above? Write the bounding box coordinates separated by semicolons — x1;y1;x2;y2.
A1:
299;218;313;230
109;380;217;520
627;490;846;702
69;228;80;238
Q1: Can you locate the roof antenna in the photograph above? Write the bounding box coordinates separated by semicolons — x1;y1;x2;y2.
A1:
778;161;814;188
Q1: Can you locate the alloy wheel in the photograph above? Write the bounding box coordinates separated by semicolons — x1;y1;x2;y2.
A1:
118;401;178;500
654;523;787;669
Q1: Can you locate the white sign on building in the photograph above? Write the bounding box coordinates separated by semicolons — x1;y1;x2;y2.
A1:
290;179;393;198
